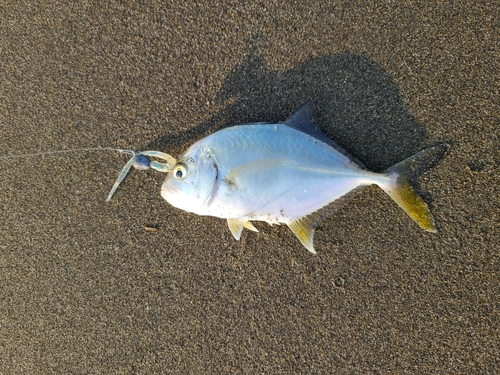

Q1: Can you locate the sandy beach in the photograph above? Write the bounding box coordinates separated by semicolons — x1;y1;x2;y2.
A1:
1;2;498;373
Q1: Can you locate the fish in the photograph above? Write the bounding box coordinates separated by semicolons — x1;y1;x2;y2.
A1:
111;102;448;253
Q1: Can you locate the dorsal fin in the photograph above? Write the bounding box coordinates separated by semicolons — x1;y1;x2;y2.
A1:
283;101;366;168
282;101;335;146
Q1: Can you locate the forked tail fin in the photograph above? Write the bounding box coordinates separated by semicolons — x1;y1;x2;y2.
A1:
381;144;449;232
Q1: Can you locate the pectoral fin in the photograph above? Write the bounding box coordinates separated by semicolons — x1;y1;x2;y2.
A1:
227;219;259;240
287;217;317;254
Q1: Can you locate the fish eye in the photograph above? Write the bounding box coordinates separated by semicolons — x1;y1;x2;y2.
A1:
173;164;187;179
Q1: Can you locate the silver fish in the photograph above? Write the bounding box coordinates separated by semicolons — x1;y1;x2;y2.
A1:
111;102;448;253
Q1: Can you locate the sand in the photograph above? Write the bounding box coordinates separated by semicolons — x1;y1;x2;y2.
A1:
1;2;498;373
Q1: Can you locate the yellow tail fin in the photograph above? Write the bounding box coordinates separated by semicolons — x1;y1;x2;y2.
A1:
382;144;449;232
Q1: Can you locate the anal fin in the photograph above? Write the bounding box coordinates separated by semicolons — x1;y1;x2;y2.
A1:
287;217;317;254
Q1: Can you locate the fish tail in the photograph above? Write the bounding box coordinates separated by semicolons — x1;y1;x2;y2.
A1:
380;144;449;232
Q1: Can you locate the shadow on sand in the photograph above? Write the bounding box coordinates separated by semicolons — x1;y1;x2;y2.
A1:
146;51;428;172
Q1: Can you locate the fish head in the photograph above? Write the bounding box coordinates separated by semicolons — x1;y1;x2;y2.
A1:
160;146;218;214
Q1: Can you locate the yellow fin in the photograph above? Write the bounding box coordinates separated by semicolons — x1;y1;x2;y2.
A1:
241;220;259;232
287;217;316;254
384;181;436;232
227;219;259;240
383;144;448;232
227;219;243;240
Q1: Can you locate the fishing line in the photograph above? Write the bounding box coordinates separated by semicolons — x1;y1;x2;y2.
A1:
0;148;135;201
0;146;175;201
0;147;130;160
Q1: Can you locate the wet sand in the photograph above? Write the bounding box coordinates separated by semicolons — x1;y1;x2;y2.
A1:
1;2;498;373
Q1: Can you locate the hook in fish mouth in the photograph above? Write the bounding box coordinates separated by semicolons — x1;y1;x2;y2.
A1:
106;150;177;202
